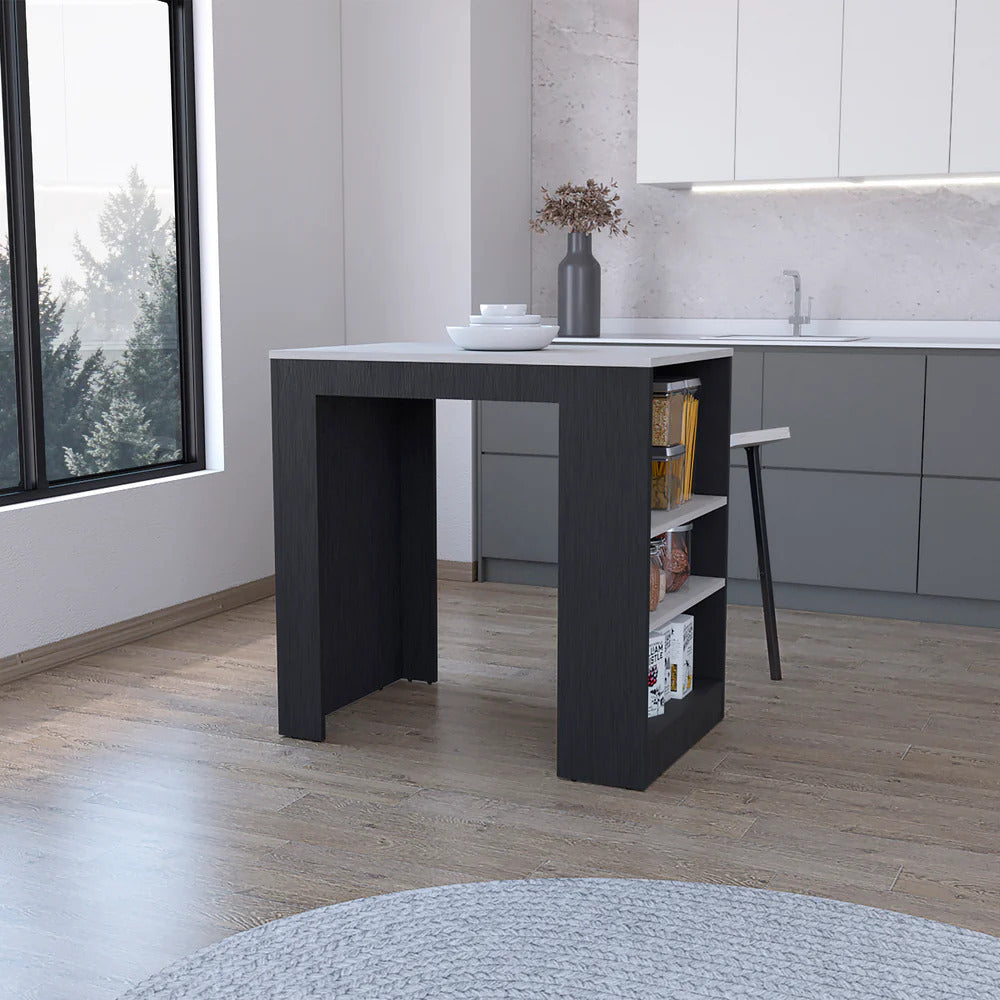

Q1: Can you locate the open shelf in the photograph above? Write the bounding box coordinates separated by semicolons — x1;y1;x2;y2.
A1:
645;679;725;782
650;494;727;538
649;575;726;631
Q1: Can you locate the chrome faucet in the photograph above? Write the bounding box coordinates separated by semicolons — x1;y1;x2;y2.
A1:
783;269;812;337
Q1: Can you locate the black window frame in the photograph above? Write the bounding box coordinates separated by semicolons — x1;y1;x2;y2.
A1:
0;0;204;506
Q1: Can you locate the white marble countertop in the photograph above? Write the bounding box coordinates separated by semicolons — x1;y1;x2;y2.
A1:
270;340;733;368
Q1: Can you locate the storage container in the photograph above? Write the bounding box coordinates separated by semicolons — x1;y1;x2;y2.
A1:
655;523;692;593
649;543;662;612
681;379;702;502
651;444;686;510
651;379;688;447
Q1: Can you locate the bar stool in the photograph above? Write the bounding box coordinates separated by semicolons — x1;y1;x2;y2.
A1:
730;427;790;681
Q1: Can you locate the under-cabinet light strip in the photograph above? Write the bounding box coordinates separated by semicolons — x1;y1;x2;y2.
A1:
690;175;1000;193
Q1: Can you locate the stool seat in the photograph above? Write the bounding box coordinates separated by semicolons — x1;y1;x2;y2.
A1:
730;427;790;681
730;426;790;450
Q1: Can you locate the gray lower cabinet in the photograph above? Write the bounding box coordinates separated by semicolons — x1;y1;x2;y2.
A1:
727;466;758;580
480;401;558;456
919;478;1000;601
479;452;558;565
477;349;1000;620
923;356;1000;479
730;350;763;468
761;469;921;593
762;351;925;474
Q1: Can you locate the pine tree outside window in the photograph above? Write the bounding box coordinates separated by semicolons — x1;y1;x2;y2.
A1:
0;0;203;505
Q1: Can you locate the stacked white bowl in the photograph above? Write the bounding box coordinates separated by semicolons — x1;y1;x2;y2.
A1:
447;305;559;352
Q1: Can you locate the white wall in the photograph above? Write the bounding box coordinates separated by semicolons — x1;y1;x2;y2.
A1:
532;0;1000;322
0;0;345;658
342;0;477;564
471;0;533;308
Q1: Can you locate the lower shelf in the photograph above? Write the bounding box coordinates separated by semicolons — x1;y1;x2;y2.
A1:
649;576;726;631
645;679;725;786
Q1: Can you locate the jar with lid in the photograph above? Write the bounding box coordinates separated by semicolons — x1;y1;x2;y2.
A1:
651;380;688;447
651;444;685;510
649;543;662;611
659;523;692;593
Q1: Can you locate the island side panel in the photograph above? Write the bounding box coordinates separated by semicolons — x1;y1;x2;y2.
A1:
271;360;326;740
557;366;653;789
315;395;431;715
398;398;438;683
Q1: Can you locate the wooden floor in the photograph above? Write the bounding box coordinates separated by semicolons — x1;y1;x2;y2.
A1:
1;582;999;998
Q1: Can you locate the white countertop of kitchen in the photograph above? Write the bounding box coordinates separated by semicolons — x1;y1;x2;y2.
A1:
557;319;1000;350
559;334;1000;350
269;340;733;367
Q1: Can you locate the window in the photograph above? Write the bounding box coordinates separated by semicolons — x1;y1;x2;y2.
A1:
0;0;202;505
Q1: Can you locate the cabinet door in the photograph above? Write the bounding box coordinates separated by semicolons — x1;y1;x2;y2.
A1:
735;0;843;181
730;349;763;469
840;0;956;177
727;467;758;580
764;469;921;593
762;351;925;475
951;0;1000;174
919;478;1000;600
481;401;558;457
923;355;1000;479
637;0;737;185
480;454;558;564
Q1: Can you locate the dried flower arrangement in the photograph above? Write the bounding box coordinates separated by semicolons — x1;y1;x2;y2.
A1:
529;178;631;237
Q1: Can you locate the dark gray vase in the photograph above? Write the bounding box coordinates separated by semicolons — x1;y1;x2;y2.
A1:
557;232;601;338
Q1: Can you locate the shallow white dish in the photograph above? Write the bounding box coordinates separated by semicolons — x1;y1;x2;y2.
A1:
469;314;542;326
447;324;559;351
480;304;527;317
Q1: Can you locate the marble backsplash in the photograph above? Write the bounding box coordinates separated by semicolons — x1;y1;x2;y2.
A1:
531;0;1000;321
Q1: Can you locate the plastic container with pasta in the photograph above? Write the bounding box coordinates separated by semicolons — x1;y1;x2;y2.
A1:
650;444;685;510
651;380;688;447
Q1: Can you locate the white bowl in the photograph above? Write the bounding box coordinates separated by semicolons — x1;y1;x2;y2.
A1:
447;324;558;352
469;314;542;326
480;304;527;317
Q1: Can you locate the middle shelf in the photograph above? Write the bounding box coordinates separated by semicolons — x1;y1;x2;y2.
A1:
649;575;726;631
650;494;727;538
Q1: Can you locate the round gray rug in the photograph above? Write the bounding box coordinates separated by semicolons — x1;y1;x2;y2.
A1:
120;878;1000;999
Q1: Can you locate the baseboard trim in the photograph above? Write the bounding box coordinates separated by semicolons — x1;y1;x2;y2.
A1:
3;561;478;688
0;576;276;687
437;560;478;582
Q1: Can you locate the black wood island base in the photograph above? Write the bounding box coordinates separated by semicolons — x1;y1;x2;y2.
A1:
270;342;733;790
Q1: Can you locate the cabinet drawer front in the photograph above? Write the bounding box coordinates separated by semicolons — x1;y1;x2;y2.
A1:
923;355;1000;479
730;349;763;468
480;454;558;563
764;470;920;592
762;352;925;474
481;401;558;456
919;478;1000;601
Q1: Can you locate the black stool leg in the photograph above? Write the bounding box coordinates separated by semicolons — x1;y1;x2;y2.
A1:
746;445;782;681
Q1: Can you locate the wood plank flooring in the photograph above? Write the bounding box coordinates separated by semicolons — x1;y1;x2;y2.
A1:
0;582;998;998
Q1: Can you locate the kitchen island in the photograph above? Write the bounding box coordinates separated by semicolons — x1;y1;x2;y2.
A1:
270;341;733;790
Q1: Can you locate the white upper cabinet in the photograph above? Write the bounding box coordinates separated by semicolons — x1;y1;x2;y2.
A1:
637;0;738;185
735;0;844;181
839;0;956;178
951;0;1000;174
